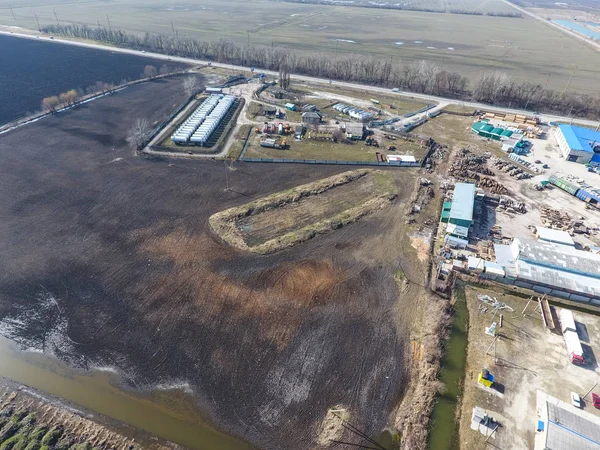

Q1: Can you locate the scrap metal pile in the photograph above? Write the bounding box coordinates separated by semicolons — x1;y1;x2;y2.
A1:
478;294;515;314
449;148;511;195
498;196;527;214
540;207;591;234
492;158;533;180
449;148;494;179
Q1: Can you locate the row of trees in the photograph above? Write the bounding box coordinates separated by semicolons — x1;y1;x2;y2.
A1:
40;24;600;119
41;89;80;112
40;79;121;112
39;61;184;114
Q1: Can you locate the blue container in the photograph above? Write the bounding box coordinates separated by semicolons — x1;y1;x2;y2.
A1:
576;189;600;206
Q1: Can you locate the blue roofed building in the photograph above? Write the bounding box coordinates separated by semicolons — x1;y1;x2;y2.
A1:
555;124;600;164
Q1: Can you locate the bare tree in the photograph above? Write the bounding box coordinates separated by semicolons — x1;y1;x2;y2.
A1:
59;89;79;106
126;118;151;151
278;65;291;90
159;64;170;75
143;65;158;79
41;96;61;112
183;76;198;97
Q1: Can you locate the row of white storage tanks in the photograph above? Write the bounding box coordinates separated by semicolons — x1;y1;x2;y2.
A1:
171;95;235;145
333;103;374;121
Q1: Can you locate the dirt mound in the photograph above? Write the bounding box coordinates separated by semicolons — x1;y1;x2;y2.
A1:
209;169;397;254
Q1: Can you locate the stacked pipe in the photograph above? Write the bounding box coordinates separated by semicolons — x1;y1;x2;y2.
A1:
190;95;236;145
171;95;223;144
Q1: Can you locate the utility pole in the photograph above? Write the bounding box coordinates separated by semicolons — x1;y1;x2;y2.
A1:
34;14;41;31
106;15;111;30
9;5;16;20
563;65;577;94
224;160;230;191
53;8;59;25
247;30;250;44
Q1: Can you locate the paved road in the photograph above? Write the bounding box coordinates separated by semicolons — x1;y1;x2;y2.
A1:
1;29;599;128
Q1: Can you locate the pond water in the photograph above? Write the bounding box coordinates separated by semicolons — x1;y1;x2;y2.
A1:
0;34;180;125
0;336;253;449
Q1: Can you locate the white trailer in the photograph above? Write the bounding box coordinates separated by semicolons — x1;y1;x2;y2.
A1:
559;309;577;334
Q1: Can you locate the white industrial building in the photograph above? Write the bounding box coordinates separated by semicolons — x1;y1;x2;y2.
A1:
535;391;600;450
490;238;600;300
171;94;236;146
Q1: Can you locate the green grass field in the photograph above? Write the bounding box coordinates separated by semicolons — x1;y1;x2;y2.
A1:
3;0;600;94
244;133;426;161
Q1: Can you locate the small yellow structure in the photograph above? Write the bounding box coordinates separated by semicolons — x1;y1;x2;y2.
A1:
478;369;494;388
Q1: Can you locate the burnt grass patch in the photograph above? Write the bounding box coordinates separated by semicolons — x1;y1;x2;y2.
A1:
0;77;423;450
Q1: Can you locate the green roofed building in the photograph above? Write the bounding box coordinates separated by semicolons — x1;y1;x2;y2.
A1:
491;127;505;140
471;121;494;138
441;201;452;223
446;183;476;239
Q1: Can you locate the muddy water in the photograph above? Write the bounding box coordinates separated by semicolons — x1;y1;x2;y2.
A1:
428;286;469;450
0;337;253;450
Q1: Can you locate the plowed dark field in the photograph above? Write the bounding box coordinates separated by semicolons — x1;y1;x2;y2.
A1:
0;77;426;450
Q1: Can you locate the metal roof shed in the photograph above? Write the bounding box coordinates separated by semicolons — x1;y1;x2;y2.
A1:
536;227;575;246
449;183;476;228
558;124;600;153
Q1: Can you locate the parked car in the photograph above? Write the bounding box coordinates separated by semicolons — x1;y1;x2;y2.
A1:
592;393;600;409
535;160;542;164
543;164;550;169
571;392;582;408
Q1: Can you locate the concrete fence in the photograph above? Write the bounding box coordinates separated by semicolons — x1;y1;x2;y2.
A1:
240;157;420;167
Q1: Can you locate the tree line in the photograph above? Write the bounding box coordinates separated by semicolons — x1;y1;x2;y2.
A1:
39;63;181;113
41;24;600;119
277;0;522;17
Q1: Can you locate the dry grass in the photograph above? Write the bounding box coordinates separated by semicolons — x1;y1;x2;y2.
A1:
209;169;397;253
395;293;453;450
4;1;600;93
226;124;253;159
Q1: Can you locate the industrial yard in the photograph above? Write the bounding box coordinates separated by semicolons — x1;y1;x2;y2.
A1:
458;285;600;450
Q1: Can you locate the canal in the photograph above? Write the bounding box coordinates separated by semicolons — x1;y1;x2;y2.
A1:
0;336;253;450
428;285;469;450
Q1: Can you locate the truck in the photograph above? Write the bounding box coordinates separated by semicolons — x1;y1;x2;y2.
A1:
564;330;584;365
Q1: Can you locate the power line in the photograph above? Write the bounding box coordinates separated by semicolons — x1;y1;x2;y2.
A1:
332;413;388;450
330;440;381;450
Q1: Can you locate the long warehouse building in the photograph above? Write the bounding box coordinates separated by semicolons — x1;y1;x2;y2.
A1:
171;94;236;146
